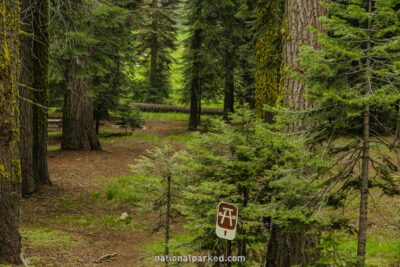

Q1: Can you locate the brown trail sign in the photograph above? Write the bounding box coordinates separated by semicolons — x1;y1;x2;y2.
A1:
216;202;238;241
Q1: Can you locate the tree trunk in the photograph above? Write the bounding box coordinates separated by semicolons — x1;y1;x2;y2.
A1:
165;173;171;267
61;66;101;151
188;27;202;131
0;0;23;263
266;0;328;265
32;0;51;186
149;0;159;103
282;0;327;128
223;50;235;116
19;0;37;195
356;1;372;265
266;224;319;267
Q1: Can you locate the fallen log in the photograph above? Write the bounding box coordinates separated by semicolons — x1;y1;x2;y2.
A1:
131;103;223;115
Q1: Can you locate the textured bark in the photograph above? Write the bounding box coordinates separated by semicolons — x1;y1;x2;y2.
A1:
266;225;319;267
0;0;23;264
188;28;202;131
282;0;327;119
61;69;101;151
266;1;328;265
357;1;372;265
19;0;37;195
32;0;51;186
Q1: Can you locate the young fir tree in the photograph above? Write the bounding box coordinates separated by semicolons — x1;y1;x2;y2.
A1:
136;0;178;104
298;0;400;264
178;110;327;266
133;145;181;267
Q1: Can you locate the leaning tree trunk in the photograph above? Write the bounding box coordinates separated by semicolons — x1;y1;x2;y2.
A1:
62;69;101;151
19;0;37;195
32;0;51;186
0;0;23;264
266;0;328;266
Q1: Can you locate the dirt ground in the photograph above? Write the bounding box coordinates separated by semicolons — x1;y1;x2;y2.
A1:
20;119;188;267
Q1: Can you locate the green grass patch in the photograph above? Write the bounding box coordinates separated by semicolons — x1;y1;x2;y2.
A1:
48;131;61;137
54;213;95;229
21;227;82;247
99;175;161;207
99;133;164;144
335;233;400;265
47;145;61;152
146;233;195;256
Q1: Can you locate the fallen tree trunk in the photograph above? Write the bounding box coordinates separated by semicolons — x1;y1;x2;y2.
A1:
131;103;223;115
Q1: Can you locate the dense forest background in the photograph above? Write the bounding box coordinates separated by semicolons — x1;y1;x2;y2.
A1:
1;0;400;266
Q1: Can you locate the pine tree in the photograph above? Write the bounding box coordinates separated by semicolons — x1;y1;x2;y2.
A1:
50;0;134;150
298;0;400;264
184;0;221;130
133;145;181;267
0;0;23;263
136;0;178;103
178;110;326;265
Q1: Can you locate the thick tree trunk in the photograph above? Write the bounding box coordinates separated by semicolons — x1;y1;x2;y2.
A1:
266;225;319;267
32;0;51;186
282;0;327;126
61;72;101;151
266;0;328;265
188;28;202;131
0;0;23;263
19;0;37;195
356;1;372;265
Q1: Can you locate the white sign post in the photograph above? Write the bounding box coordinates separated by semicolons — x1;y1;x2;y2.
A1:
216;202;238;241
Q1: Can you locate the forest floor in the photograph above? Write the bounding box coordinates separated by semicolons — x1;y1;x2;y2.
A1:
20;117;191;267
18;114;400;267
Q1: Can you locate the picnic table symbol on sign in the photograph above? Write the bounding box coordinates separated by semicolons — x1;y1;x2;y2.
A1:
216;202;238;241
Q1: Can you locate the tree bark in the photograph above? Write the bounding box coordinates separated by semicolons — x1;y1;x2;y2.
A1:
266;0;328;265
266;224;319;267
19;0;37;195
282;0;327;128
356;1;372;265
0;0;23;263
188;27;202;131
32;0;51;186
61;66;101;151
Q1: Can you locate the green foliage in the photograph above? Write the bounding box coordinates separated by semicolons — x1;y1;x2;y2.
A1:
116;102;145;130
50;0;136;113
134;0;178;103
294;0;400;203
177;110;327;264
